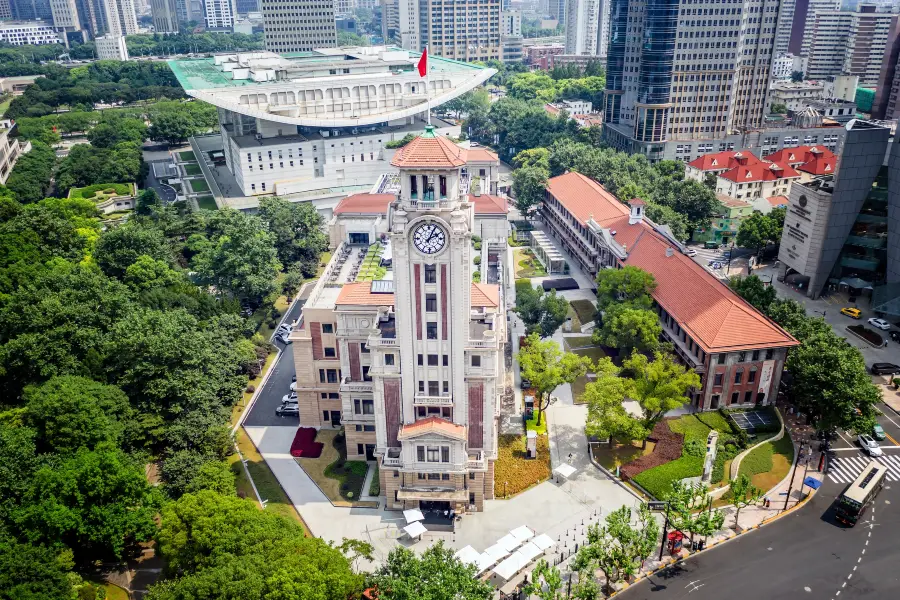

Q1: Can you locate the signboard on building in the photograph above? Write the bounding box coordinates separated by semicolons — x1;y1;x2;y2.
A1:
758;360;776;396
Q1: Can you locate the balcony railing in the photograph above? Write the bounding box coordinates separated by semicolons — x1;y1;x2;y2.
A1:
367;335;398;347
467;339;498;349
341;379;373;393
467;451;485;469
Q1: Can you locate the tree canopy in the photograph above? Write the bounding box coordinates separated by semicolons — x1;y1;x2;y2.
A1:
369;541;493;600
514;283;569;338
518;334;592;425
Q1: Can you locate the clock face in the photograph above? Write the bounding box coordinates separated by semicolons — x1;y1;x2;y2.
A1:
412;222;447;255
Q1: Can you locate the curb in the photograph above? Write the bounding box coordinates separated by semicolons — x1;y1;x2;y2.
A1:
729;406;785;480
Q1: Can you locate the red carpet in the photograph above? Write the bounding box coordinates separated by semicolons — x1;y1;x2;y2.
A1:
290;427;324;458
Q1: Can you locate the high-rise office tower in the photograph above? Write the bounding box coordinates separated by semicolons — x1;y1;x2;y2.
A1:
103;0;137;36
604;0;780;161
419;0;502;61
795;0;840;55
10;0;54;20
548;0;565;24
0;0;12;18
150;0;178;31
262;0;337;52
204;0;234;27
565;0;600;55
805;4;898;86
773;0;796;56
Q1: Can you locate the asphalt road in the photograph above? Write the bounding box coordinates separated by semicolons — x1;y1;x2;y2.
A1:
823;402;900;452
243;298;305;428
620;476;900;600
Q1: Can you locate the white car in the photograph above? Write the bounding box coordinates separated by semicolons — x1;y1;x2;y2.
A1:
686;248;698;257
868;318;891;331
282;392;298;403
290;381;297;391
858;433;883;457
276;331;292;344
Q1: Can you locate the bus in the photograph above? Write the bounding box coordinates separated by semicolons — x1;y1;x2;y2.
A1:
835;460;887;526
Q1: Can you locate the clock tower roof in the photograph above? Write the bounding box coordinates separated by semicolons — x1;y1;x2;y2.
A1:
390;125;468;169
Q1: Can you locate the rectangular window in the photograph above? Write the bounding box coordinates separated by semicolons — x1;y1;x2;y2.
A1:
428;354;439;366
410;174;418;197
748;369;757;383
752;350;760;361
355;425;362;431
713;373;723;386
358;443;364;455
441;447;450;462
360;343;369;353
385;353;395;366
321;393;327;399
427;322;438;339
439;175;447;197
442;355;449;366
427;446;440;462
417;473;425;480
471;355;481;367
469;472;476;480
322;323;334;334
734;371;743;384
418;381;425;393
717;354;726;365
393;470;399;478
425;264;437;283
427;473;440;480
319;369;326;383
744;390;753;404
324;347;336;358
362;366;372;381
765;349;774;360
731;392;740;405
428;381;440;396
738;352;746;362
329;393;339;399
418;354;423;366
425;294;437;312
443;381;449;394
441;473;450;481
417;446;425;461
323;410;329;421
364;425;376;432
326;369;338;383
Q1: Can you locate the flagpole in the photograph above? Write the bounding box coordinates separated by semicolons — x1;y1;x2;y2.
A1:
425;46;431;126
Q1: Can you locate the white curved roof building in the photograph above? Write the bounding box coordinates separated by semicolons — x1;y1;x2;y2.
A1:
167;47;494;206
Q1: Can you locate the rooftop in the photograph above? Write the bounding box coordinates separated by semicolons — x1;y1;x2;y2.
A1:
718;161;801;183
390;126;468;168
687;151;763;172
398;417;467;441
763;145;836;176
545;173;799;353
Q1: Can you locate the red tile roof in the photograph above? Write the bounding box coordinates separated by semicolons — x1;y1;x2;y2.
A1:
333;193;395;215
766;195;789;207
466;148;499;163
764;145;836;176
469;193;507;215
335;282;395;306
391;132;467;168
398;416;467;441
718;161;801;183
545;173;799;353
471;283;500;307
687;151;763;172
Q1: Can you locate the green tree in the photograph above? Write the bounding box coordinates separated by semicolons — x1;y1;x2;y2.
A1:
370;541;492;600
573;505;659;595
517;333;592;426
595;265;656;311
184;460;236;496
23;376;135;454
0;421;41;520
791;71;804;82
512;163;549;219
151;490;362;600
736;211;781;254
5;141;56;204
190;208;282;301
0;530;74;600
523;559;564;600
664;481;725;545
281;265;304;298
257;196;327;270
584;358;648;447
728;473;763;529
728;275;776;313
594;304;662;356
124;255;184;291
148;102;216;144
12;444;159;565
624;352;701;435
161;449;226;499
770;103;788;114
94;221;171;278
514;284;569;338
670;179;720;233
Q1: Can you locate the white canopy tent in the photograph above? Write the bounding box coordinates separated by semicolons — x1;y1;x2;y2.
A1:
403;521;427;539
493;551;528;581
454;545;481;567
517;541;542;563
532;533;556;552
496;534;522;554
553;463;577;479
403;509;424;524
483;543;510;563
476;552;496;574
509;525;534;543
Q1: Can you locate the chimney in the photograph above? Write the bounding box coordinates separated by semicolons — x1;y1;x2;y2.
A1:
629;198;646;225
666;247;674;257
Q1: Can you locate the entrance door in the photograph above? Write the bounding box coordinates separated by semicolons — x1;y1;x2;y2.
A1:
330;411;341;427
365;444;376;461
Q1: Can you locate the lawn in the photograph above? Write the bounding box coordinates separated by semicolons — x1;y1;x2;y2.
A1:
296;429;377;507
514;247;548;278
188;178;211;193
0;96;11;117
184;162;203;175
564;335;599;350
738;434;795;491
494;433;551;498
179;150;197;161
526;414;548;435
196;195;218;210
567;345;610;404
630;414;737;498
592;440;656;471
229;427;309;532
88;581;128;600
69;182;133;200
570;299;597;325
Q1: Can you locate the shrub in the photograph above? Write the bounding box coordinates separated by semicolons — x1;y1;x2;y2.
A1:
346;461;368;477
683;439;705;458
246;384;256;393
385;133;415;149
847;324;884;346
893;377;900;389
266;318;277;328
515;279;534;294
474;241;482;251
473;271;481;282
473;255;482;265
472;235;482;243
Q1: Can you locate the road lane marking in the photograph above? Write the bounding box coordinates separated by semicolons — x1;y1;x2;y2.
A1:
875;404;900;430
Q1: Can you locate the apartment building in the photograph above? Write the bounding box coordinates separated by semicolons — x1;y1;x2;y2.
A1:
261;0;337;52
0;121;32;185
769;80;826;111
685;150;800;201
95;34;128;59
501;9;523;62
204;0;234;28
10;0;53;20
290;129;508;514
564;0;601;56
0;20;61;45
805;4;898;87
150;0;178;32
382;0;502;62
539;171;798;411
603;0;781;161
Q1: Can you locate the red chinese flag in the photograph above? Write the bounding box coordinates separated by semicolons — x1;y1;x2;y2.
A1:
417;47;428;77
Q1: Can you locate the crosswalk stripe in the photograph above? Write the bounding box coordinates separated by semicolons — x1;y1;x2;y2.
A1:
828;454;900;484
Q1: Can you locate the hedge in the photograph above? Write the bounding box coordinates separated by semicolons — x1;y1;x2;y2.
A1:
70;182;132;199
632;455;704;499
515;279;534;294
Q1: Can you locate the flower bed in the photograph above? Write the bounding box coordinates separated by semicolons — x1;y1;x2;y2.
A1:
290;427;324;458
619;420;684;481
847;325;884;347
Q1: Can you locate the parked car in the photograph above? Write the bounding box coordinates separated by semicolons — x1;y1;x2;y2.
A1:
868;317;892;331
282;392;297;403
871;362;900;375
872;424;887;441
276;331;292;344
840;307;862;319
276;401;299;417
290;381;297;391
858;433;884;457
520;378;532;390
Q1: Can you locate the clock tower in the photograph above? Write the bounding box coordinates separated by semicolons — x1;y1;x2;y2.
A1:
373;125;503;515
